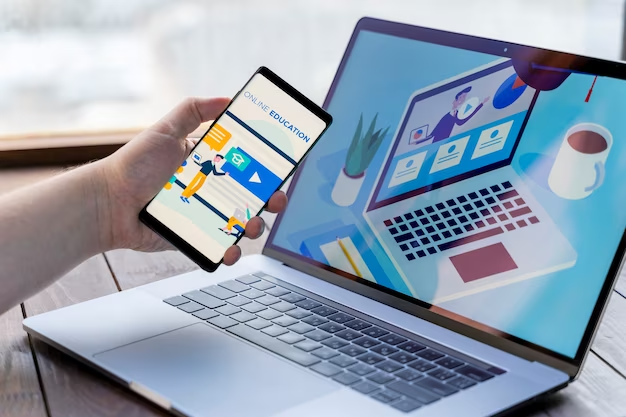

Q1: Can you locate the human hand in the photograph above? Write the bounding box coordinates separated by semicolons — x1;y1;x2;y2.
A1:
99;97;288;265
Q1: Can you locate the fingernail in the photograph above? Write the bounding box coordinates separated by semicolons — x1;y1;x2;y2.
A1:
258;219;266;238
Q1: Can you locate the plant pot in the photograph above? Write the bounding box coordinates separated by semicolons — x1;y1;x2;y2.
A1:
331;167;365;207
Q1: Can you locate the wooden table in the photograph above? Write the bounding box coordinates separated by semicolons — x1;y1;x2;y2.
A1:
1;168;626;417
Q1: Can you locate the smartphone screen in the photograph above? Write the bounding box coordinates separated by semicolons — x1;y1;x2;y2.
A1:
142;68;331;269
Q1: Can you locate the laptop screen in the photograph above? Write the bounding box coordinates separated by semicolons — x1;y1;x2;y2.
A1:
266;20;626;362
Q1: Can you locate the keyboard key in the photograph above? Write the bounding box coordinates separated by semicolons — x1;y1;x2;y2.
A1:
392;398;422;413
241;302;267;313
389;227;398;235
240;288;265;299
397;341;426;353
335;329;362;341
264;286;291;297
256;309;282;320
295;299;322;310
404;212;414;220
228;324;319;367
230;311;256;323
378;334;406;345
529;216;540;224
294;340;322;352
395;368;422;382
333;372;361;386
262;325;289;337
479;188;489;196
328;312;355;324
447;376;477;389
339;345;367;357
394;216;403;223
277;332;305;344
272;316;299;327
417;349;444;361
322;337;349;349
371;389;401;404
362;327;389;338
415;377;459;397
389;352;417;364
371;344;399;356
375;360;403;373
250;280;275;291
435;203;445;210
425;206;435;214
502;181;513;189
175;298;203;313
305;329;332;342
408;360;436;372
236;275;261;285
246;318;272;330
182;290;225;309
456;365;494;382
227;295;252;307
394;233;414;243
387;380;440;405
353;336;381;349
192;309;219;320
428;368;457;381
207;315;238;329
349;363;376;376
256;295;280;306
271;301;296;312
201;285;236;300
357;352;384;365
384;219;393;227
330;354;357;368
218;280;249;293
302;315;328;326
344;320;372;331
490;185;501;193
367;372;396;385
352;381;379;394
280;293;306;303
312;348;339;360
311;306;337;317
285;309;313;319
288;322;315;334
435;357;465;369
215;304;241;316
164;295;189;306
311;362;341;376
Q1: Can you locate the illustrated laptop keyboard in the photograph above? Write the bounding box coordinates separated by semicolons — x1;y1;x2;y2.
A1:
164;273;506;413
384;181;540;260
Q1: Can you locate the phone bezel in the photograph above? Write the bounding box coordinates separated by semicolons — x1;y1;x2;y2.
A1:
139;66;332;272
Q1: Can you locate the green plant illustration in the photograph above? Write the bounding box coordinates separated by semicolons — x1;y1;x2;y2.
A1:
344;113;389;178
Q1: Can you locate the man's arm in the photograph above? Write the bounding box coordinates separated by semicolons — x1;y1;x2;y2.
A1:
0;97;287;316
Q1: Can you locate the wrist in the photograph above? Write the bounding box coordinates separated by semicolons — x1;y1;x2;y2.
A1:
87;159;116;253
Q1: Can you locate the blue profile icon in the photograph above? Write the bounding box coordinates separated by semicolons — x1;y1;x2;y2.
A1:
406;159;414;168
448;145;457;153
491;130;500;139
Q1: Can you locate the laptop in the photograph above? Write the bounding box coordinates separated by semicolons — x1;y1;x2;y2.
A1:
23;17;626;416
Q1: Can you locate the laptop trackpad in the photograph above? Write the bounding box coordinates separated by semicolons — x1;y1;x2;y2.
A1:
95;323;338;416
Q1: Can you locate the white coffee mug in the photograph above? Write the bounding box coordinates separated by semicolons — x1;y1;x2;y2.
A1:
548;123;612;200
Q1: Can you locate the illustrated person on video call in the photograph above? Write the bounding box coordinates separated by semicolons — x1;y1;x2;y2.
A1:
0;97;288;317
221;203;251;236
180;153;229;203
425;86;490;144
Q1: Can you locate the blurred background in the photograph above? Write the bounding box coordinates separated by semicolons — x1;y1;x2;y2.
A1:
0;0;622;140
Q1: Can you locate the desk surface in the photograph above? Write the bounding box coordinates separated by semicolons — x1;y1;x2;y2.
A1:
1;168;626;417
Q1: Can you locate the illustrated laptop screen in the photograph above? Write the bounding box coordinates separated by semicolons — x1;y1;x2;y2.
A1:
266;21;626;362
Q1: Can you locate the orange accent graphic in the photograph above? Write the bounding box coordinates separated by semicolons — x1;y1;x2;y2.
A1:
512;76;525;90
204;123;232;151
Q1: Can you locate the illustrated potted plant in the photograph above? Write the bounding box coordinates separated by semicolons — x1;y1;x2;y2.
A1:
331;113;389;207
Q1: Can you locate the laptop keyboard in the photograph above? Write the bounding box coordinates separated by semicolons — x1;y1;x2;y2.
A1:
164;273;506;413
384;181;540;260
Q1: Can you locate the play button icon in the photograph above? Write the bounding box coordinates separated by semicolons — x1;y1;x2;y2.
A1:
249;172;261;183
457;96;480;120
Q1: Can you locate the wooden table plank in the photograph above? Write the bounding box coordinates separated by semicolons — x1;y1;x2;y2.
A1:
0;306;47;417
22;256;166;417
591;291;626;377
614;267;626;298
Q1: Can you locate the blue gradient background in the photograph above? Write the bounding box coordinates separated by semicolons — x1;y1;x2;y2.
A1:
270;31;626;358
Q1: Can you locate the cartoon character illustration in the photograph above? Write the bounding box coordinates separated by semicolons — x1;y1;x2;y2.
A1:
180;154;229;203
164;161;187;190
423;86;489;144
220;204;251;238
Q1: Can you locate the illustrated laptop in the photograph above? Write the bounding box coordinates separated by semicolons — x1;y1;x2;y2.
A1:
23;18;626;417
363;58;577;303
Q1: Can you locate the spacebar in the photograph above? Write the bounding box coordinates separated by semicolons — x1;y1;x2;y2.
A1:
227;324;321;367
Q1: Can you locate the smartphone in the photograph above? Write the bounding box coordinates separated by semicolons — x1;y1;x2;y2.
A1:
139;67;332;271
